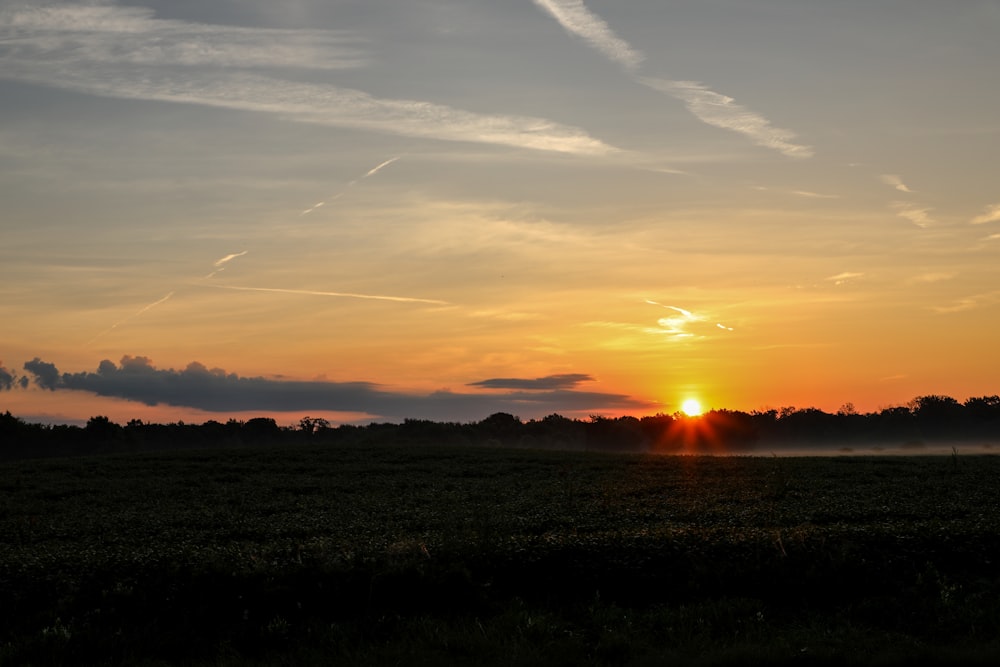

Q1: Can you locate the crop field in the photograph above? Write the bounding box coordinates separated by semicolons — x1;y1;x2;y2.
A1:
2;444;1000;665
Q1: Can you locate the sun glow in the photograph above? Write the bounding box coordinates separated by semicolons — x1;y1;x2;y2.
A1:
681;398;703;416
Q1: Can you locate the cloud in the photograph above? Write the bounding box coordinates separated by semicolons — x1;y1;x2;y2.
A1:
531;0;643;71
1;361;27;391
0;4;615;156
530;1;811;158
906;272;955;285
932;291;1000;314
17;356;652;421
199;283;449;305
891;202;934;227
880;174;914;193
638;78;813;158
364;156;401;178
213;251;248;268
468;374;594;390
644;300;708;339
0;3;365;70
971;203;1000;225
826;272;863;285
204;250;248;278
23;357;61;390
791;190;839;199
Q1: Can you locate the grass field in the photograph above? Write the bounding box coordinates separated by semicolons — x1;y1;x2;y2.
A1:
2;444;999;665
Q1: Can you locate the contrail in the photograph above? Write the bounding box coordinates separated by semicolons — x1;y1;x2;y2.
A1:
532;1;811;158
202;283;448;305
86;291;175;345
302;156;401;215
364;156;400;178
88;152;411;346
213;250;248;267
204;250;248;278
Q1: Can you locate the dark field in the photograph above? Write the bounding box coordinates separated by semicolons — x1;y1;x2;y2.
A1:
2;445;1000;665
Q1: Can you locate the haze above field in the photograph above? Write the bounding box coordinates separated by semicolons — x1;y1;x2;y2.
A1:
2;1;999;425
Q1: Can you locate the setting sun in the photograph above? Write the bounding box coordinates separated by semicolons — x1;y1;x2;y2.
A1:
681;399;703;417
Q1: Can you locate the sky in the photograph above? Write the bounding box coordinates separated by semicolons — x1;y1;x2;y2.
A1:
2;0;999;426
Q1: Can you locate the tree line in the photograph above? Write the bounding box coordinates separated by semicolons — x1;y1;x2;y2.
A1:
2;394;999;460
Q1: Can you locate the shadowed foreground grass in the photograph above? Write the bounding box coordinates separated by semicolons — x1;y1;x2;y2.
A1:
2;444;999;665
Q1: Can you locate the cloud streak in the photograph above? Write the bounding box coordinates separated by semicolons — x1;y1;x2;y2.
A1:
891;202;934;228
0;2;366;70
531;0;643;71
638;78;813;158
200;283;449;305
204;250;248;278
971;203;1000;225
86;291;175;345
303;156;401;215
468;374;594;390
645;300;705;339
18;356;652;421
881;174;914;193
531;0;812;158
0;4;614;156
827;272;864;286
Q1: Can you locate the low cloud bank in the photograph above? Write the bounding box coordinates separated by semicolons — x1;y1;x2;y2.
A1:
18;356;650;422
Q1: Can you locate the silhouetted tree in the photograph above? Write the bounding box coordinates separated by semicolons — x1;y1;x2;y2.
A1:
476;412;522;446
85;415;123;452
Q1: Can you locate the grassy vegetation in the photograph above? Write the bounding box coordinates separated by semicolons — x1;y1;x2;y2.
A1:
2;444;999;665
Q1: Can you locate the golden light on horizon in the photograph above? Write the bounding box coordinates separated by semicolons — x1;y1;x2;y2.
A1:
681;398;703;417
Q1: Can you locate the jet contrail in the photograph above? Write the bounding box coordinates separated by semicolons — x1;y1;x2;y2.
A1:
202;283;448;305
214;250;248;267
365;156;400;178
204;250;248;278
86;291;175;345
301;156;401;215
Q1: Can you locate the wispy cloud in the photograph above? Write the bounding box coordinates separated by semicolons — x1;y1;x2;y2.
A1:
638;78;813;158
0;4;614;156
880;174;914;193
531;0;812;158
0;3;366;70
645;299;705;339
791;190;839;199
891;202;934;227
932;292;1000;314
531;0;643;71
201;283;449;305
826;272;863;285
906;272;955;285
971;203;1000;225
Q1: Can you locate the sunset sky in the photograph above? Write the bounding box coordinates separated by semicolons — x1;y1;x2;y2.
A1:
2;0;999;426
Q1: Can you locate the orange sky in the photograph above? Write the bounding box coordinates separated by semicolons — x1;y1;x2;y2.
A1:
2;1;999;425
